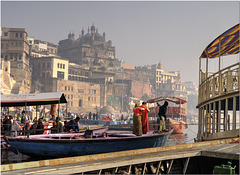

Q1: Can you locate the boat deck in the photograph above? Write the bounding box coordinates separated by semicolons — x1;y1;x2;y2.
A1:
1;138;239;174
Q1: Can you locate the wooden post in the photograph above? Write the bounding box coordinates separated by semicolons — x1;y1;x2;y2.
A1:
205;105;208;133
209;103;212;133
233;96;236;130
212;102;216;133
58;100;60;117
218;37;222;95
156;161;162;175
224;98;228;131
183;157;190;174
217;100;221;132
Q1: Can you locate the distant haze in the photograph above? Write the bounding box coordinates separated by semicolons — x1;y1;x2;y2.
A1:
1;1;239;85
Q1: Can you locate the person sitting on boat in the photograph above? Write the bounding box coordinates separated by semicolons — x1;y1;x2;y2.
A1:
133;102;145;136
23;120;31;136
157;101;168;132
66;116;81;132
3;115;12;136
30;120;38;135
36;118;44;135
52;117;63;133
140;102;150;134
11;120;22;137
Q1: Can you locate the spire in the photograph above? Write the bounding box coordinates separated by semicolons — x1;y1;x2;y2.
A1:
81;28;84;37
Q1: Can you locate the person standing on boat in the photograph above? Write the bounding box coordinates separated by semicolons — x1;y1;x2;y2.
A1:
140;102;150;134
133;102;145;136
157;101;168;132
21;111;28;124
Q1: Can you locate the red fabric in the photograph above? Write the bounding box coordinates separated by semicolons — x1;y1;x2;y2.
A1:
140;105;149;134
133;107;142;114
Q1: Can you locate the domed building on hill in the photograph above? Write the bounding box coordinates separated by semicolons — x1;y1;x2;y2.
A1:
58;24;118;70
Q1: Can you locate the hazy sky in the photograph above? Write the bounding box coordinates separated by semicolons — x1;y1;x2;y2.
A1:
1;1;239;85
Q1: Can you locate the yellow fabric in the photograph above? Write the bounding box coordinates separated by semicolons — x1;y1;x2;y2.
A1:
133;115;142;136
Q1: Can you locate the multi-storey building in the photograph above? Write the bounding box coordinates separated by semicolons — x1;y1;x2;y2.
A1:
30;56;69;92
28;36;58;58
1;59;16;94
30;56;106;113
58;24;118;71
1;27;31;94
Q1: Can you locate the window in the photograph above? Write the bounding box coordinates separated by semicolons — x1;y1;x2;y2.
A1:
10;54;13;61
47;62;50;68
68;86;70;91
57;63;60;68
71;95;73;99
5;67;8;71
38;63;41;68
15;33;18;38
78;100;82;107
63;64;65;69
18;64;22;68
20;33;23;38
4;32;8;36
78;89;84;93
88;97;90;101
71;87;73;91
71;101;73;106
60;64;62;68
65;86;67;91
42;62;45;68
57;71;64;79
4;55;8;61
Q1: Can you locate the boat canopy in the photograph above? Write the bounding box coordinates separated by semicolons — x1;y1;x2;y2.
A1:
146;96;187;104
1;92;67;107
200;23;239;59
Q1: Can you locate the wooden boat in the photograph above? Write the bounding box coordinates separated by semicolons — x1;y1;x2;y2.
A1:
166;118;186;134
147;96;188;134
5;129;173;158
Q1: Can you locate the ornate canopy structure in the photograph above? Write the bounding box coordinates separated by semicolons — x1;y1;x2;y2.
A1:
200;23;239;59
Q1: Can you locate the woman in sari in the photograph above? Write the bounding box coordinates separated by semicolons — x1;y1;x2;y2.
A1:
132;102;144;136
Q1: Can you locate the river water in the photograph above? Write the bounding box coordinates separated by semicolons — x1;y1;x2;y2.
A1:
1;125;198;165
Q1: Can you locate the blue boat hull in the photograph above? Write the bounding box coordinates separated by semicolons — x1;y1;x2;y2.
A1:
8;131;172;158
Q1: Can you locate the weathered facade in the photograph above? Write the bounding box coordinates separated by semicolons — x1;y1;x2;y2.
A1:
1;27;31;94
1;59;16;94
30;56;69;92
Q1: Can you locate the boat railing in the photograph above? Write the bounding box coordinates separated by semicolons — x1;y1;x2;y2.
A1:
198;62;239;104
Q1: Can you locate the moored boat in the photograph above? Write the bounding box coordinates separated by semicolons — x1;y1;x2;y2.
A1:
147;96;188;134
166;118;186;134
5;128;173;158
